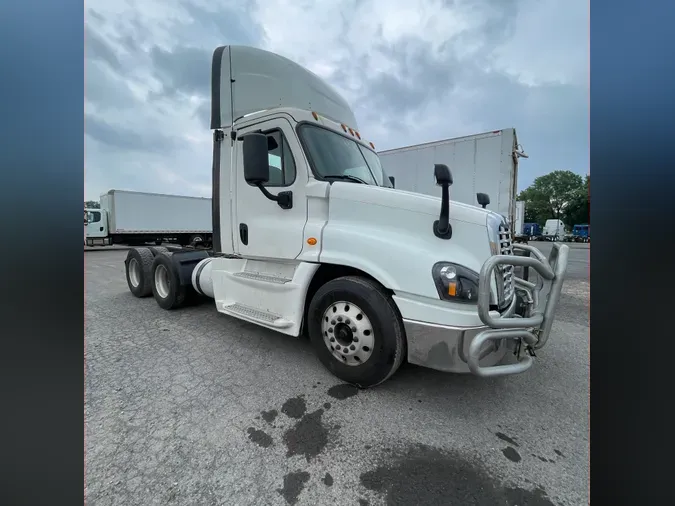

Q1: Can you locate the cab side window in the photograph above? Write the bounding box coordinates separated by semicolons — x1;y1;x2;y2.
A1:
87;211;101;223
264;130;296;187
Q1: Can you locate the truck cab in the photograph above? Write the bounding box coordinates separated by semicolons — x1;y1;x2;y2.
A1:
84;208;108;243
124;46;569;388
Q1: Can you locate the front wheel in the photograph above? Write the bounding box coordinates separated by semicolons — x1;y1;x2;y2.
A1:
307;276;406;388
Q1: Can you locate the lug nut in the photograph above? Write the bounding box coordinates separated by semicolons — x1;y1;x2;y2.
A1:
350;345;356;350
330;337;335;342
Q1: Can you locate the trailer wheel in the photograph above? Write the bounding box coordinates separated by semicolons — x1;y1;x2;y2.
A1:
307;276;406;388
189;234;204;247
125;248;154;297
150;253;188;310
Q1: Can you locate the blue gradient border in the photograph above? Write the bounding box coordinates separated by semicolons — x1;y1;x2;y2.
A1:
591;0;675;502
0;1;84;504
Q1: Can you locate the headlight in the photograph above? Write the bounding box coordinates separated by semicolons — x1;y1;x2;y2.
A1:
486;212;502;255
432;262;480;304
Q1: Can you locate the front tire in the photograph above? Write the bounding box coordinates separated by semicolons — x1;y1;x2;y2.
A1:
307;276;406;388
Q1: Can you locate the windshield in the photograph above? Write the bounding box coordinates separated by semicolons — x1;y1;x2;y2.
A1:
298;124;393;187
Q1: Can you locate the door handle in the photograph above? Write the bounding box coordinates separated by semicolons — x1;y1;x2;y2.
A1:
239;224;248;245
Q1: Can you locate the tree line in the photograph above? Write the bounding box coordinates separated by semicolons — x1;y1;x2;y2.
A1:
84;200;100;209
517;170;589;227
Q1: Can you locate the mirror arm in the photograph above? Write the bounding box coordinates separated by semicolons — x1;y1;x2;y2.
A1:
255;183;293;210
433;183;452;239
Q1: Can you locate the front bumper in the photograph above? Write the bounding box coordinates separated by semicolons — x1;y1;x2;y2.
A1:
402;243;569;377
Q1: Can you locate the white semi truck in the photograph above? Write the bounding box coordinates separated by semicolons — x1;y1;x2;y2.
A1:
378;129;528;227
85;190;212;247
122;45;568;388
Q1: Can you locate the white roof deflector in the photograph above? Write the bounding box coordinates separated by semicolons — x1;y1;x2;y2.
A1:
210;46;358;130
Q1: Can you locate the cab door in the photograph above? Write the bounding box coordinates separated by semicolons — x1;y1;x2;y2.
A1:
85;210;107;238
233;117;308;260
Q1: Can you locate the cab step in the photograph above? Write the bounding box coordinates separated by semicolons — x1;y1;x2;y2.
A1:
220;302;293;328
232;272;292;284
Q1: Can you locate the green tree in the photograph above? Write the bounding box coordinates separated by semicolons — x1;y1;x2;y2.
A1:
84;200;100;209
517;170;585;226
563;175;590;226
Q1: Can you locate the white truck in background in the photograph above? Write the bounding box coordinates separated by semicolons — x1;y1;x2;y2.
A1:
85;190;212;248
122;45;568;388
378;129;528;228
542;219;567;241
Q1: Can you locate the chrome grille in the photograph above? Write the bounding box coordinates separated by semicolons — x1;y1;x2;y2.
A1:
497;223;515;306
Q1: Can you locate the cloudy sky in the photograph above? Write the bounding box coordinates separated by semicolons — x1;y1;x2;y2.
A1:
84;0;588;201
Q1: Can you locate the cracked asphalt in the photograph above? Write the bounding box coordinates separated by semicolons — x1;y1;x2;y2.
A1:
85;242;589;506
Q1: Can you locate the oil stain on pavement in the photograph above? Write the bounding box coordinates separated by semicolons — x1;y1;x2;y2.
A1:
250;389;555;505
359;444;557;506
283;408;334;461
277;470;311;505
327;383;359;400
248;391;343;504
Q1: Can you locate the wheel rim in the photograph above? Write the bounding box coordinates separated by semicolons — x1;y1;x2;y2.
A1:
154;264;171;299
128;258;141;288
321;301;374;366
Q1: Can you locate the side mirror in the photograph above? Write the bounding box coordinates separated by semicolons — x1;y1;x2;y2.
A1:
243;133;270;184
389;176;396;188
434;164;453;186
476;193;490;209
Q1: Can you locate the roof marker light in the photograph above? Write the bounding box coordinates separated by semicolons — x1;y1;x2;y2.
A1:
369;142;375;149
355;131;361;139
312;111;319;120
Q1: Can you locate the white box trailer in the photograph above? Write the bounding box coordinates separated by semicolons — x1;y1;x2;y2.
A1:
85;190;212;247
378;129;527;228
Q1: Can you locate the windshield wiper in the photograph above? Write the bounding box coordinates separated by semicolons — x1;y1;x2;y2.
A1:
323;174;370;185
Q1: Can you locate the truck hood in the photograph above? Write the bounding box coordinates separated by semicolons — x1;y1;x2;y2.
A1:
320;182;496;299
327;182;491;227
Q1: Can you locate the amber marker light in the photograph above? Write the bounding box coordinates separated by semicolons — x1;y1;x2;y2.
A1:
307;237;318;246
447;282;457;297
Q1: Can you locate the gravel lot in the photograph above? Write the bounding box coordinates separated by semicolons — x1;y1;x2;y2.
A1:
85;243;589;506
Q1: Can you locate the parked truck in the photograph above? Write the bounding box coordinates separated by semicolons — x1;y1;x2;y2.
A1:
512;201;528;243
378;128;528;228
122;45;568;388
572;224;590;243
542;219;567;241
523;223;542;239
85;190;212;247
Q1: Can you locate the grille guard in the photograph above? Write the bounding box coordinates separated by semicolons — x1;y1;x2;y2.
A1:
468;243;569;377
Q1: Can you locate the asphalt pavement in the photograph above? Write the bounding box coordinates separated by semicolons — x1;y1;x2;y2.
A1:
85;243;589;506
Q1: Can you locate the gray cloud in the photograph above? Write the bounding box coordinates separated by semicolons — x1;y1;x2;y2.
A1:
85;61;137;109
84;0;588;199
85;114;176;153
85;25;122;72
150;45;212;98
182;3;263;45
